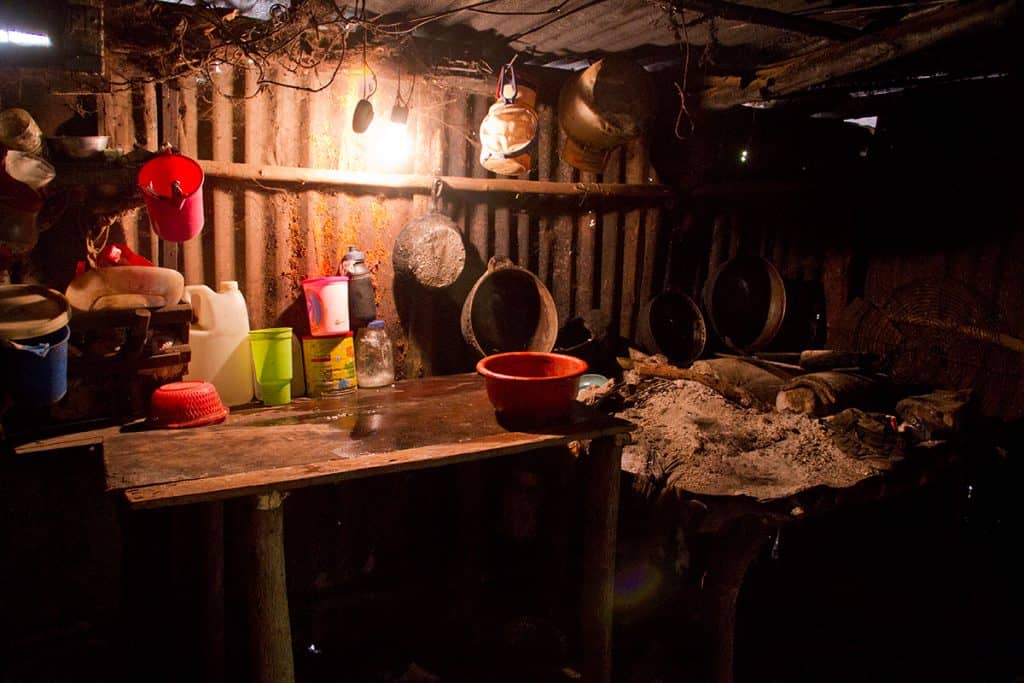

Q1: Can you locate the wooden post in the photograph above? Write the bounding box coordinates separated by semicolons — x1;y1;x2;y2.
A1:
469;95;491;262
580;434;625;683
552;131;576;324
199;501;226;683
600;148;623;330
576;171;598;315
620;139;646;339
700;516;771;683
242;492;294;683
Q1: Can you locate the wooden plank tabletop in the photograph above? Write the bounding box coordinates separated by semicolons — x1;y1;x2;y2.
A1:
17;374;631;509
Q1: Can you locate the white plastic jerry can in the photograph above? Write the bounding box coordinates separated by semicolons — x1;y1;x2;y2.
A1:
183;280;254;407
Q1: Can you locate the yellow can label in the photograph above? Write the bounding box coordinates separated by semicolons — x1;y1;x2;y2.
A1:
301;334;357;397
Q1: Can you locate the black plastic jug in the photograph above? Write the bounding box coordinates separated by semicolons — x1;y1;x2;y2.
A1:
338;245;376;329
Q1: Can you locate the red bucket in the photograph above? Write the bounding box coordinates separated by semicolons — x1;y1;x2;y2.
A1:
137;151;205;242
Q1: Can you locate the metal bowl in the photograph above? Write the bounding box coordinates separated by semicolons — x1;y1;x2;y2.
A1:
48;135;110;159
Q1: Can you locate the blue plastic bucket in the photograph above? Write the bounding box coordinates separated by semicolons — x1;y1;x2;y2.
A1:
0;324;69;405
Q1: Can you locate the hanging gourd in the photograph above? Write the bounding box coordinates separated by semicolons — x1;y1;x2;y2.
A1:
478;61;539;176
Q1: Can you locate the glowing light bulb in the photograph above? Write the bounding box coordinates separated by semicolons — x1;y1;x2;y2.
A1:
367;117;411;171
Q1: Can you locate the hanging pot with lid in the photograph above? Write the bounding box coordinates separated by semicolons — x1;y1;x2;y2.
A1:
393;180;466;289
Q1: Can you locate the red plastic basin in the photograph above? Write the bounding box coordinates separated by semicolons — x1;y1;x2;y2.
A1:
476;351;588;419
148;380;229;429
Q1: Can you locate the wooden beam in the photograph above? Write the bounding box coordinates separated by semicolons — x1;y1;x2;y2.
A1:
700;0;1016;110
681;0;860;40
198;159;676;200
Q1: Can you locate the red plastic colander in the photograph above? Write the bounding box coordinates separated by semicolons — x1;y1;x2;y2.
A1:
148;380;229;428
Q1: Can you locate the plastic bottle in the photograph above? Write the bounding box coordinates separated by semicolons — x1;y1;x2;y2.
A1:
183;281;254;406
355;320;395;388
339;245;376;329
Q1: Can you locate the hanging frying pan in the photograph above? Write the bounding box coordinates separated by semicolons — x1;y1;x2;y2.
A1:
393;180;466;289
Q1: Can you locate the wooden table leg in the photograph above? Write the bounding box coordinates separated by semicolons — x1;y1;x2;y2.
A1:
701;517;771;683
242;492;295;683
580;434;625;683
198;501;225;683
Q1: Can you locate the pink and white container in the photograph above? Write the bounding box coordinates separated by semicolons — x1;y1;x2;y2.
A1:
302;276;350;336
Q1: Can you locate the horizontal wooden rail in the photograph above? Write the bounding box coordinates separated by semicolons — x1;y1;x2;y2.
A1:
198;160;676;200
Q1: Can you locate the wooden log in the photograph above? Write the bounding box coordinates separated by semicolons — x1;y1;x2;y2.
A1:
580;434;625;683
197;159;675;199
700;0;1015;110
776;370;888;417
798;349;879;372
632;361;762;409
680;0;859;40
619;139;646;339
600;148;623;327
552;128;575;324
243;492;294;683
576;171;598;315
139;81;160;264
634;154;659;309
536;102;556;286
100;84;138;254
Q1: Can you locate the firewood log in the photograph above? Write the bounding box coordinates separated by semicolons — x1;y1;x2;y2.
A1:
776;371;890;417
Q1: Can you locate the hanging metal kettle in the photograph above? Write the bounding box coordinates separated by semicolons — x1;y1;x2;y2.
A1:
478;62;539;176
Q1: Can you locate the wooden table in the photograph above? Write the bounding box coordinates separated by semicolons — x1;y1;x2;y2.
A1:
20;373;632;682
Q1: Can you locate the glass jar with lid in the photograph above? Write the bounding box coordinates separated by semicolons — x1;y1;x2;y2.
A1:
355;320;395;388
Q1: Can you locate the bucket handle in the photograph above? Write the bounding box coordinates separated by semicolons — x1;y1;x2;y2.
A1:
0;337;54;357
141;146;191;210
496;61;518;104
486;255;516;273
431;178;444;213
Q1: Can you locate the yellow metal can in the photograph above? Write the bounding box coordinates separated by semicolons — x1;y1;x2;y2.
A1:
301;332;357;397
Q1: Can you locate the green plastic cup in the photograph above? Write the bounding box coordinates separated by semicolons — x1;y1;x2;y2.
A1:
249;327;293;405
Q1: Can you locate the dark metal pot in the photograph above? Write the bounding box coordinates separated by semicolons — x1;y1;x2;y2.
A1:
703;254;787;353
460;256;558;357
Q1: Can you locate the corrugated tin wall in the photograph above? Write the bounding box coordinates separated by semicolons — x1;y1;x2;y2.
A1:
99;62;666;378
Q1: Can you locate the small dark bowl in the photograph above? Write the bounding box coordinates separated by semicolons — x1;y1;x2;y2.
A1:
476;351;588;420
